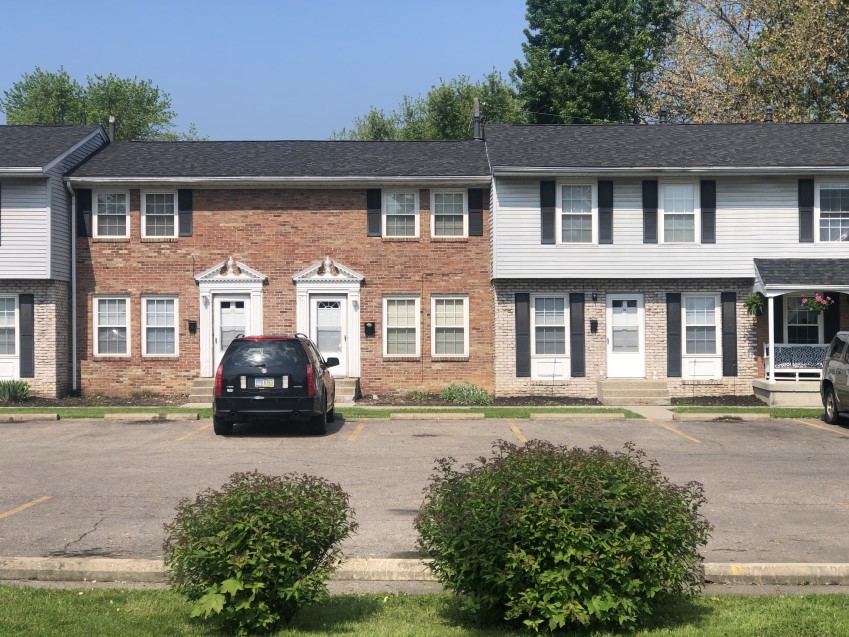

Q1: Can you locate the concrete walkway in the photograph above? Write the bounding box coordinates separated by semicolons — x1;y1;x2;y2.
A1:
625;405;677;422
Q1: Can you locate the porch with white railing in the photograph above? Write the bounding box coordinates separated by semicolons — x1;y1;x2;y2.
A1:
763;343;829;381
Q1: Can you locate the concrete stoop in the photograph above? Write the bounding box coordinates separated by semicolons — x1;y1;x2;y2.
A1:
335;377;360;403
598;380;670;406
187;377;214;404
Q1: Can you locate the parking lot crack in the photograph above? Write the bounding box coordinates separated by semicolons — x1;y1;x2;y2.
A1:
63;516;105;553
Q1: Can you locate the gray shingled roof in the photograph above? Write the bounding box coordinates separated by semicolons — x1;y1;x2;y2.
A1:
485;123;849;169
68;140;490;178
0;125;101;168
754;258;849;286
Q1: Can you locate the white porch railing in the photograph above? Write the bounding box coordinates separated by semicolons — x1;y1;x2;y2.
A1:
763;344;829;381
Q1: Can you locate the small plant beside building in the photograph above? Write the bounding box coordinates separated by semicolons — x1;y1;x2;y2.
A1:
415;440;711;632
162;471;356;635
0;380;29;402
439;382;493;405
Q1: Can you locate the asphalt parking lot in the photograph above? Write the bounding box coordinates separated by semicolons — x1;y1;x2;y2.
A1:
1;414;848;564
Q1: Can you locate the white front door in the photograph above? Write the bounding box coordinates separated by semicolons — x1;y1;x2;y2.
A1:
310;295;346;376
607;294;645;378
213;294;250;368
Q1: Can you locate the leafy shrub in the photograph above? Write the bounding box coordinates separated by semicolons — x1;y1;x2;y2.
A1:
0;380;29;402
163;471;357;635
439;382;493;405
415;440;710;632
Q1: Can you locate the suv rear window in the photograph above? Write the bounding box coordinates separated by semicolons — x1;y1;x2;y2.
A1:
827;337;846;360
224;341;307;368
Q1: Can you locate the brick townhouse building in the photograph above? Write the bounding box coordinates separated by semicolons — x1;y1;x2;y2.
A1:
65;140;493;399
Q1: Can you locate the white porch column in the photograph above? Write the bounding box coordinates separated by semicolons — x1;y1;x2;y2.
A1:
768;295;775;384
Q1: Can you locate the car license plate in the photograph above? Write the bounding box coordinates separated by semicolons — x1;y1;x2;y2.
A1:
254;377;274;389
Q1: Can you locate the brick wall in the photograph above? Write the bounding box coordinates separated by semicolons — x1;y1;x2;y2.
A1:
494;278;757;398
0;280;70;397
77;188;493;398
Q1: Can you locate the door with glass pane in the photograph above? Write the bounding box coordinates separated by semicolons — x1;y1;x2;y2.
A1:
310;295;346;376
213;295;249;369
606;294;645;378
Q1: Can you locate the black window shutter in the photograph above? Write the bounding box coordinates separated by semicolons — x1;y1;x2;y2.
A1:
367;189;381;237
667;293;682;377
19;294;34;378
701;180;716;244
468;188;484;236
773;295;784;344
540;181;555;244
76;189;92;237
178;189;193;237
598;180;613;244
799;179;814;243
721;292;737;377
824;291;840;343
643;180;658;244
515;293;531;377
570;293;585;377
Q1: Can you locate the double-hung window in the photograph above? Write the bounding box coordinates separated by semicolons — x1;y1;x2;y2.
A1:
384;296;419;356
94;297;129;356
432;296;468;357
142;297;178;356
785;295;821;344
559;184;594;243
142;192;177;238
684;296;718;354
94;192;129;238
818;184;849;242
662;183;697;243
532;297;566;355
383;191;418;238
431;191;467;238
0;296;17;356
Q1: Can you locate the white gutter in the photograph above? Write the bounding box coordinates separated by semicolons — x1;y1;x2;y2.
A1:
492;166;849;176
0;168;43;177
65;181;78;393
65;175;492;187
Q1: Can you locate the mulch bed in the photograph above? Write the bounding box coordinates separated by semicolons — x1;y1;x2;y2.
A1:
0;394;191;408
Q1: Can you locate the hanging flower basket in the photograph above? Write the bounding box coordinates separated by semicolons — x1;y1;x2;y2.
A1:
802;293;834;313
743;291;766;317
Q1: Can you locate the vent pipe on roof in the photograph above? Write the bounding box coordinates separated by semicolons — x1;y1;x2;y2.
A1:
473;98;483;141
108;115;116;141
659;106;668;124
764;106;774;123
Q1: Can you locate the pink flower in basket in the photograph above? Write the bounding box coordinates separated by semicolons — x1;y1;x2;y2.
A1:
802;293;834;313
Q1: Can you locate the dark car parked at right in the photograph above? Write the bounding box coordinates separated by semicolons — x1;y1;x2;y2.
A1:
213;334;337;436
821;330;849;424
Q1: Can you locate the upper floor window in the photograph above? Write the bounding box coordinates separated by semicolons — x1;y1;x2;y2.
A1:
431;191;467;238
818;184;849;242
94;296;129;356
383;191;418;238
142;192;177;238
94;192;129;238
661;183;697;243
558;184;594;243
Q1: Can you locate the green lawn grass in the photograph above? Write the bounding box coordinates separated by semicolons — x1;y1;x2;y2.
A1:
1;586;848;637
670;406;824;419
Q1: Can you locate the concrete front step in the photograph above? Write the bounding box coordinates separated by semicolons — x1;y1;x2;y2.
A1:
598;380;668;390
600;398;671;406
598;380;670;406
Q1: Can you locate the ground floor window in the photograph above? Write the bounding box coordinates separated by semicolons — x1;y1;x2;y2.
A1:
684;295;718;354
785;295;821;344
384;296;419;356
94;297;129;356
532;296;566;355
0;297;16;355
432;296;468;357
142;297;177;356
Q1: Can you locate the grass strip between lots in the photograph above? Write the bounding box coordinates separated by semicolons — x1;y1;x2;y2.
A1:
2;586;849;637
670;406;823;419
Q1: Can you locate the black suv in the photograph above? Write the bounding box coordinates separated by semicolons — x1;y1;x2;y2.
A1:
213;334;337;436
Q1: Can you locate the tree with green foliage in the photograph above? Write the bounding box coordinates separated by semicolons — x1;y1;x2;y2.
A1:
513;0;678;125
1;67;204;140
333;70;525;140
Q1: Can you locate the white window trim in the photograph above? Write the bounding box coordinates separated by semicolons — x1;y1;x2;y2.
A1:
382;295;420;357
93;295;130;357
814;181;849;244
92;190;130;239
140;190;178;238
430;295;469;358
382;190;420;238
141;295;179;357
556;181;597;245
430;190;468;238
530;294;570;358
681;293;722;381
660;181;700;244
783;293;825;344
0;295;20;361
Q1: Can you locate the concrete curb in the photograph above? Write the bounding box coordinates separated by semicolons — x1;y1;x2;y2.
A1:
3;557;849;586
103;413;199;422
389;413;484;420
529;412;626;421
672;412;766;422
0;414;59;422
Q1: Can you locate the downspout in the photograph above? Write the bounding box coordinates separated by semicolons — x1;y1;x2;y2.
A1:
65;181;78;393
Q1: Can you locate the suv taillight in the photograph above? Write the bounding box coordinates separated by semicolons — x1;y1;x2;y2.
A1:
306;364;315;397
214;363;223;397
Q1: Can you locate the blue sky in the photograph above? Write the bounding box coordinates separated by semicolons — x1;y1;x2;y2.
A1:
2;1;528;140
